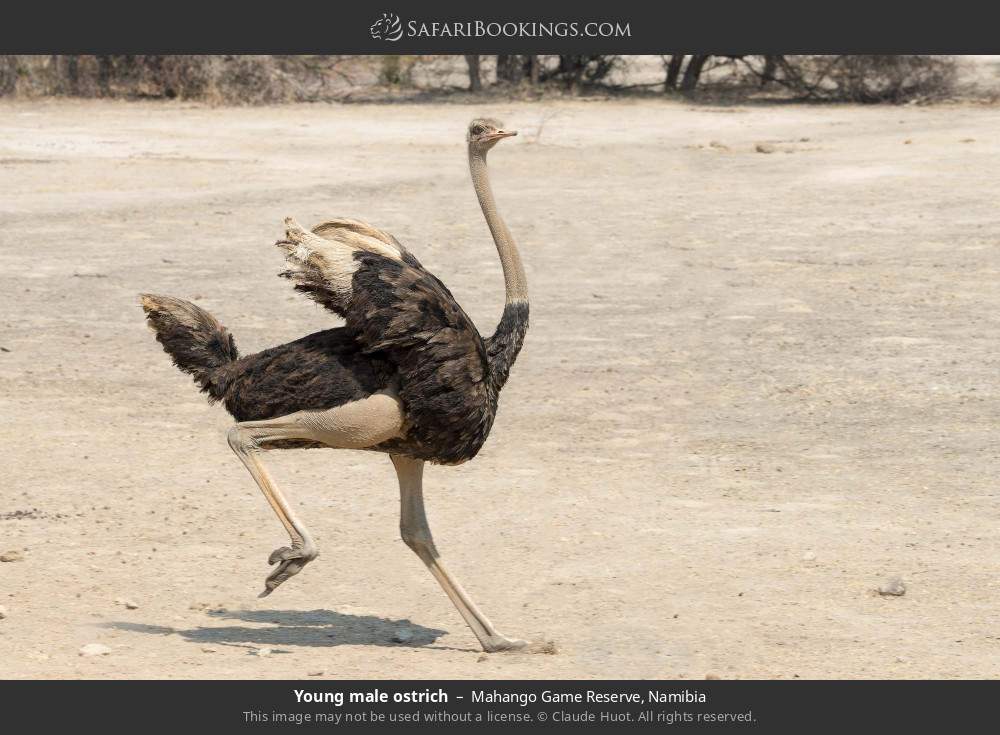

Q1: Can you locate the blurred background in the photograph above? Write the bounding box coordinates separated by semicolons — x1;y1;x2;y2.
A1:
1;54;998;104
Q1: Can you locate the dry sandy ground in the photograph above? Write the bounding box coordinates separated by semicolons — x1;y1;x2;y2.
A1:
2;98;1000;680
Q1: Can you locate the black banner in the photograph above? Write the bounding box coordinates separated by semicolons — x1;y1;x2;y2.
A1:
1;1;999;53
3;680;998;732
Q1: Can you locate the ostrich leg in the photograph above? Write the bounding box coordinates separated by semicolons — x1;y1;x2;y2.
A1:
390;454;526;652
228;390;405;596
227;422;320;597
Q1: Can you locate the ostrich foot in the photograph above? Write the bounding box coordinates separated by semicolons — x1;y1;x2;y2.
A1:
481;634;529;653
258;545;318;598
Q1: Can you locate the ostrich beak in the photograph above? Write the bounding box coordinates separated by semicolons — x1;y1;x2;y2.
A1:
488;129;518;140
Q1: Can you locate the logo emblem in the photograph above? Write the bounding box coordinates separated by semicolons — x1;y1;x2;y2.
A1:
370;12;403;41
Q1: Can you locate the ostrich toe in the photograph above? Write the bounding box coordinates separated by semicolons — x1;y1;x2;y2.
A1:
258;545;317;597
482;634;529;653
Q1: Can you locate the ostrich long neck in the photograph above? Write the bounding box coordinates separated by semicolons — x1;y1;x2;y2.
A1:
469;146;529;393
469;148;527;304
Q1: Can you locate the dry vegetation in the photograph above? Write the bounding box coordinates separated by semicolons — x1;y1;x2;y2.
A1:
0;55;976;104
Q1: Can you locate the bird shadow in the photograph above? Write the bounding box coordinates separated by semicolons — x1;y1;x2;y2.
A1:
103;608;455;651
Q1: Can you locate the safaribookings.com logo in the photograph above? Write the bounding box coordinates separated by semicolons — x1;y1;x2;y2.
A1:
370;13;404;41
370;13;631;41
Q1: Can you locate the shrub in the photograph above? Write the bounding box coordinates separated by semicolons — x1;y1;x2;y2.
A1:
773;55;957;103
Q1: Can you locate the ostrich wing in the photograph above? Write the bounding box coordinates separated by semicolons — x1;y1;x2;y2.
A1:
277;217;493;462
311;217;407;256
276;217;409;318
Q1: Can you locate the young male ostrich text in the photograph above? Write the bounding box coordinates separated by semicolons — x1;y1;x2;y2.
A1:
140;119;529;652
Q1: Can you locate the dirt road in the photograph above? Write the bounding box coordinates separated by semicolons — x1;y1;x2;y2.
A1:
2;98;1000;679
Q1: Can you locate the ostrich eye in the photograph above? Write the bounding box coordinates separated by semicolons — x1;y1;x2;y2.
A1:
472;124;485;135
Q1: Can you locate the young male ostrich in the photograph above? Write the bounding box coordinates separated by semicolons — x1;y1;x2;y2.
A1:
140;119;529;652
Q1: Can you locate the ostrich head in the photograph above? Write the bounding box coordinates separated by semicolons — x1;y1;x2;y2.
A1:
467;118;517;151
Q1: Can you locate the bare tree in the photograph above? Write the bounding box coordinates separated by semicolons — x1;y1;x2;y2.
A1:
680;55;710;92
550;55;620;90
464;55;481;92
527;55;539;84
495;55;522;84
760;55;781;87
664;54;684;91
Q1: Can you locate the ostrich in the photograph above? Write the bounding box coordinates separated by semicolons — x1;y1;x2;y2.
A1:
140;119;529;652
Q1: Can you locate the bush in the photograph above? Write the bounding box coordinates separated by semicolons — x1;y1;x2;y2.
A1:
0;55;351;103
547;55;622;87
378;56;419;86
773;55;957;103
0;56;17;95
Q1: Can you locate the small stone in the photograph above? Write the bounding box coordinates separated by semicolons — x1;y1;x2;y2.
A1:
877;577;906;596
903;139;912;145
801;551;816;562
755;143;776;154
477;654;488;663
0;550;24;562
308;670;325;676
708;140;729;151
705;673;720;680
255;647;273;657
201;646;218;654
0;605;7;619
79;643;112;657
392;628;414;644
116;598;139;610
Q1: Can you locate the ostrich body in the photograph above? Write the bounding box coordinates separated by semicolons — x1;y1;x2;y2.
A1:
140;119;528;652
